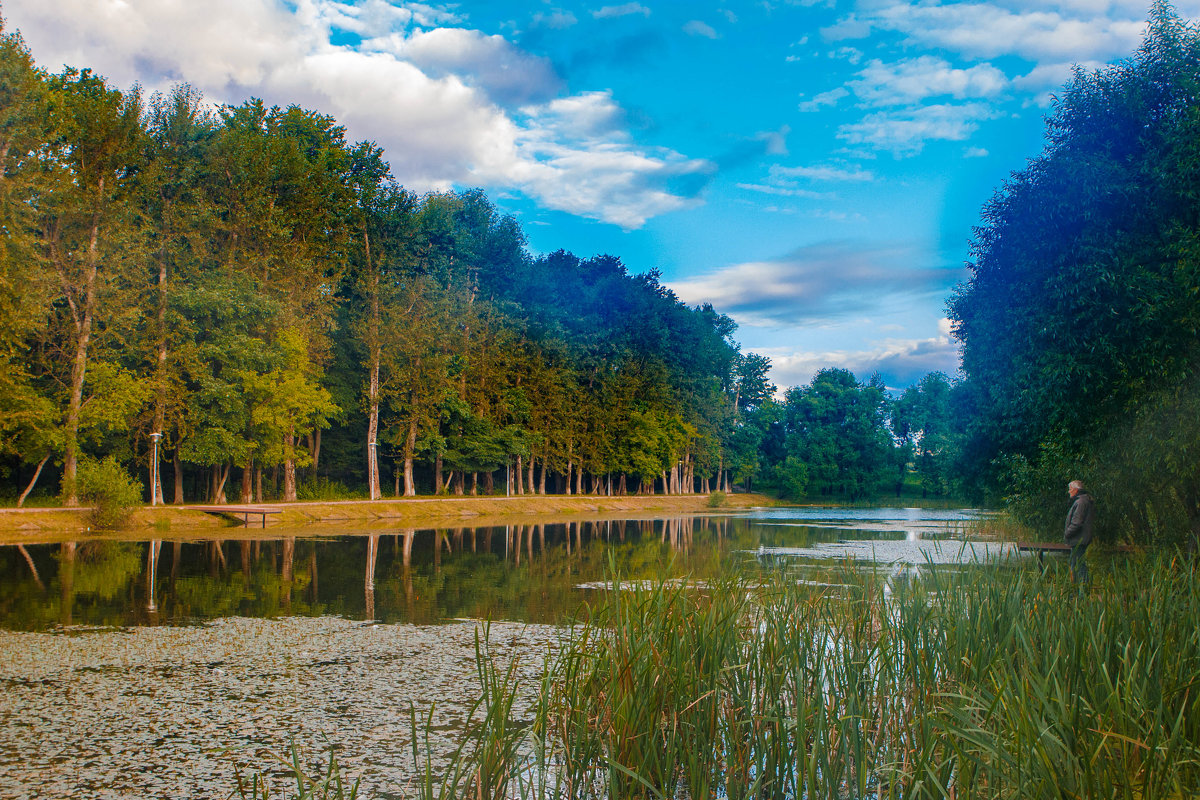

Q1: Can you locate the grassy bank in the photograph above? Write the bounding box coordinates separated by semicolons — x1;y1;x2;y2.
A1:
245;551;1200;799
0;492;777;542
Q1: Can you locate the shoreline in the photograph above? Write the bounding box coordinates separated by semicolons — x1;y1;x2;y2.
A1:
0;492;779;543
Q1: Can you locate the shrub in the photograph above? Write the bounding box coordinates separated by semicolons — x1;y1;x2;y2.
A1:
706;490;726;508
77;457;143;529
296;476;362;501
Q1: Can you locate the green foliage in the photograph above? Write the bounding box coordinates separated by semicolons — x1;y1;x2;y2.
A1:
389;556;1200;798
705;490;726;508
951;3;1200;538
295;476;361;501
75;456;143;528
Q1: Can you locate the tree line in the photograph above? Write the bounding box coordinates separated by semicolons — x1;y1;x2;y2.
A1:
0;18;973;508
951;2;1200;546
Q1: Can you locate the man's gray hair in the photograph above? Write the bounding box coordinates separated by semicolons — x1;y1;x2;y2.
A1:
1069;480;1084;491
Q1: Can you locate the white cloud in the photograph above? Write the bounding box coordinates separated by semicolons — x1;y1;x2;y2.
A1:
799;87;849;112
963;146;990;158
593;3;651;19
828;2;1166;65
773;164;875;182
374;27;562;104
849;56;1008;106
683;20;719;39
668;240;956;327
838;103;998;155
829;46;864;64
821;13;872;41
5;0;703;229
764;333;960;389
533;10;578;29
737;183;831;199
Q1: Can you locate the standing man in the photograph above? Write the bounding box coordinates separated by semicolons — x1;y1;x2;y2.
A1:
1064;480;1096;585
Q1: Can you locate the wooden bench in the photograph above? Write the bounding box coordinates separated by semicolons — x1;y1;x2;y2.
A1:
185;505;281;528
1017;541;1137;570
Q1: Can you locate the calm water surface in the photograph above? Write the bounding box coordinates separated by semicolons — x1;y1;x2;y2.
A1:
0;507;999;799
0;507;997;631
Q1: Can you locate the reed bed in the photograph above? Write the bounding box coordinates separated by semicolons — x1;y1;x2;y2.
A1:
245;553;1200;799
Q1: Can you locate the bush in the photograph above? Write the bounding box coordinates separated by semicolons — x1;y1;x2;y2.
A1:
706;490;726;508
77;457;143;529
296;476;362;501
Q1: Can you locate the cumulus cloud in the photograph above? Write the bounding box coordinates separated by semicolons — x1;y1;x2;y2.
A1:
373;27;562;105
593;3;651;19
849;56;1007;106
4;0;703;229
838;103;998;155
668;240;958;327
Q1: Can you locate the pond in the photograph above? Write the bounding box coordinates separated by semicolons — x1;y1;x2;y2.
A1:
0;507;1000;799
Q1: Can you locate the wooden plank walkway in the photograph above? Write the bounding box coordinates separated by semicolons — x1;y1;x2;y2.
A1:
183;506;281;528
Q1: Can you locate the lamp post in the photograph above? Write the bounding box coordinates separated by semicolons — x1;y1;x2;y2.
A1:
149;432;162;506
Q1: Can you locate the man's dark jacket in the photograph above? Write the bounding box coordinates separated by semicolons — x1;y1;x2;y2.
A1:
1064;490;1096;548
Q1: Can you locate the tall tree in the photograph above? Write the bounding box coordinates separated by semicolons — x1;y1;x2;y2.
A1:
38;68;145;504
950;3;1200;540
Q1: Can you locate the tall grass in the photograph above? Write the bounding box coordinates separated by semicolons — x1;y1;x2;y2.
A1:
241;553;1200;798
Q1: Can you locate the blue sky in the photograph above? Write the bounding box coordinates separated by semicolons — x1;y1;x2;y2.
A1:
7;0;1191;389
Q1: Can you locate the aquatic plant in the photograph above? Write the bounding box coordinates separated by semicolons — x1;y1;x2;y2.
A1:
242;551;1200;798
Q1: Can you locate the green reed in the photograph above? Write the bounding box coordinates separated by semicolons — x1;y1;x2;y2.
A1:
240;551;1200;799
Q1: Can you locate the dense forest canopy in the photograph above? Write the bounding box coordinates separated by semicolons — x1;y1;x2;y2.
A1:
0;13;977;509
951;2;1200;545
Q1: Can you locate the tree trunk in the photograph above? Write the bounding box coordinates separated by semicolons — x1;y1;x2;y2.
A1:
575;466;583;495
153;242;169;506
17;454;49;508
565;459;573;495
484;470;494;494
515;455;524;495
283;433;298;501
212;464;229;505
173;451;185;504
365;228;381;500
471;472;478;495
434;453;444;494
61;209;102;507
527;457;535;495
240;464;252;504
394;467;401;497
403;419;417;497
254;464;262;503
538;452;547;494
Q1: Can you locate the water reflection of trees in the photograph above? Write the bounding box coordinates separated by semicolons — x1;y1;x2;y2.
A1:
0;517;751;630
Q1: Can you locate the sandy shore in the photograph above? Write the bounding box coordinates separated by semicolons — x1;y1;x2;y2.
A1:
0;493;775;543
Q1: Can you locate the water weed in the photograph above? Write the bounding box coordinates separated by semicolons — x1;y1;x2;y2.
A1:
246;552;1200;798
